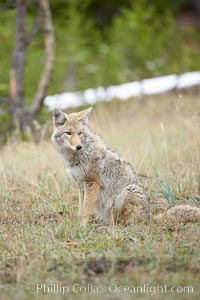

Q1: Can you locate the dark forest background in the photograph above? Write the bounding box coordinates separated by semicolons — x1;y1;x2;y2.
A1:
0;0;200;140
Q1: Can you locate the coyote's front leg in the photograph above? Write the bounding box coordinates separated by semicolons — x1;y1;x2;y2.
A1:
80;180;99;228
77;182;84;217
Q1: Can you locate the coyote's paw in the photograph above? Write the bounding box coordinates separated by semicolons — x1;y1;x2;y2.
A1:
79;215;90;228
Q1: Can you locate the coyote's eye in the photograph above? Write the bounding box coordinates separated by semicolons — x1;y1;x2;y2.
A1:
65;132;72;136
78;132;82;136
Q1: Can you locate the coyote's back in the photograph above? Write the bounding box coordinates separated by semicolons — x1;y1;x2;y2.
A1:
51;107;149;227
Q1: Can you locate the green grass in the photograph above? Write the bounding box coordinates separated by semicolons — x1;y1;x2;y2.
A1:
0;94;200;299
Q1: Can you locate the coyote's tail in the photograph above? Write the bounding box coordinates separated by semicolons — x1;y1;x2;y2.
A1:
152;204;200;224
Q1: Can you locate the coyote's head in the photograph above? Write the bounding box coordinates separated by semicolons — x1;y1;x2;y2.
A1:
51;107;93;151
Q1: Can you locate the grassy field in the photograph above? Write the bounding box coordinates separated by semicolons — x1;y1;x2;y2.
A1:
0;94;200;299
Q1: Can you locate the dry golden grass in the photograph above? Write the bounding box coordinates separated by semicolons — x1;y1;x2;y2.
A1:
0;94;200;299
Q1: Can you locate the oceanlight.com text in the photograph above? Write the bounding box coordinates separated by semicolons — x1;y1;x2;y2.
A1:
33;283;194;296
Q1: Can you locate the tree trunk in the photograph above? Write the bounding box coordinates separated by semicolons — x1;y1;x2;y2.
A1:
9;0;54;132
10;0;27;131
28;0;54;119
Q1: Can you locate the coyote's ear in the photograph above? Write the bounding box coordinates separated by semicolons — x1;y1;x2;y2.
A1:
76;107;93;125
53;109;67;127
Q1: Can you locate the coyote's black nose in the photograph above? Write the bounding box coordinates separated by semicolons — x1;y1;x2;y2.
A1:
76;145;82;151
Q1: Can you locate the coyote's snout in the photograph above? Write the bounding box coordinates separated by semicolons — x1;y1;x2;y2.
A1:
64;131;82;151
51;107;149;227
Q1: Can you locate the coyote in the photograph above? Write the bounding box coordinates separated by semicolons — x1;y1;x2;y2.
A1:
51;107;149;227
